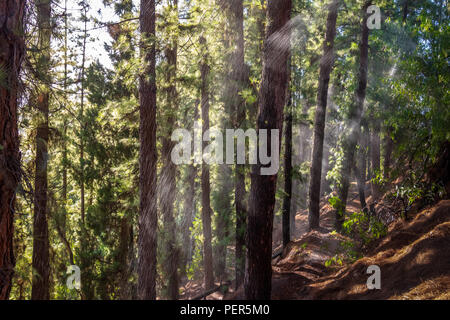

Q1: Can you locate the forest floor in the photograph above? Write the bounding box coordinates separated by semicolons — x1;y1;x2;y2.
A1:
181;180;450;300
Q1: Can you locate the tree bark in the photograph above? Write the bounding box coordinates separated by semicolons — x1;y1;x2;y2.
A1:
199;36;214;291
31;0;51;300
245;0;291;300
233;0;247;291
220;0;247;289
308;0;339;230
282;89;293;247
0;0;26;300
336;0;371;230
138;0;157;300
161;0;179;300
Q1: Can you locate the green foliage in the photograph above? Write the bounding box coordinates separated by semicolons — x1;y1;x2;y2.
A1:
342;211;387;246
325;210;387;268
328;196;345;217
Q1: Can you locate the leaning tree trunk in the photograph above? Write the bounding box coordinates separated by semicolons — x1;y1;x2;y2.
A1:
308;0;339;230
160;0;179;300
138;0;158;300
245;0;291;300
0;0;26;301
336;0;371;230
31;0;51;300
199;36;215;291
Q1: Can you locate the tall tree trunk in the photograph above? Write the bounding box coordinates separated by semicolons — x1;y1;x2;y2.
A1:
245;0;291;300
220;0;247;289
32;0;51;300
336;0;371;230
308;0;339;230
181;102;199;277
161;0;179;300
79;4;87;225
199;36;214;290
0;0;26;300
355;120;368;213
138;0;157;300
233;0;247;291
282;88;293;247
78;3;90;300
320;85;334;198
62;0;68;207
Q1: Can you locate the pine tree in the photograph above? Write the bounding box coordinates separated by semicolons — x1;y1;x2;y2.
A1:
138;0;158;300
245;0;291;300
308;0;339;230
0;0;26;300
31;0;52;300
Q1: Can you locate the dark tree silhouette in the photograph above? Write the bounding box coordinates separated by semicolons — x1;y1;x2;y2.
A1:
0;0;26;301
308;0;339;230
245;0;291;300
32;0;52;300
138;0;158;300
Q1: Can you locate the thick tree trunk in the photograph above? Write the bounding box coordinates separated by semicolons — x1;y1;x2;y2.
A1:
31;0;51;300
199;36;215;291
138;0;157;300
336;1;371;230
0;0;26;300
308;0;339;230
245;0;291;300
161;0;179;300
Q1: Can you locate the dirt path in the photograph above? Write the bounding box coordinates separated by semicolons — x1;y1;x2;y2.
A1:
183;181;450;300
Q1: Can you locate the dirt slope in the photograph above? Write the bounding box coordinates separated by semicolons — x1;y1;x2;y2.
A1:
287;200;450;299
185;182;450;300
